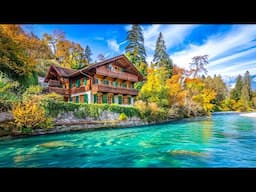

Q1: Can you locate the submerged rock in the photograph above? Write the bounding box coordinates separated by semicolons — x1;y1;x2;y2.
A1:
39;141;74;148
168;150;209;157
13;155;31;163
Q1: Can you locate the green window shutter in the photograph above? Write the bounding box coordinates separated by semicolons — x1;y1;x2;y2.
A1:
112;96;115;104
84;78;87;85
128;97;131;104
69;79;72;89
94;79;98;84
102;94;107;104
76;79;80;88
103;80;109;85
121;68;125;72
94;94;98;103
122;83;126;88
76;96;79;103
118;96;122;104
69;96;72;102
84;94;88;103
113;81;118;87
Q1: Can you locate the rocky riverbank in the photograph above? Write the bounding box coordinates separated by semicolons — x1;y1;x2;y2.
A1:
0;111;177;140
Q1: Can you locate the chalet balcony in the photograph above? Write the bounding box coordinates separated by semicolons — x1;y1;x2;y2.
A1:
96;68;138;82
70;86;86;95
48;79;62;87
92;84;138;96
47;86;69;96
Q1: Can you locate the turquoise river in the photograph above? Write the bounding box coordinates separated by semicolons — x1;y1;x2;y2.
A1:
1;112;256;167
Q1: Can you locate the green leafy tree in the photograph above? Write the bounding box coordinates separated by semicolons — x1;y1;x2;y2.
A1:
203;75;228;110
138;67;169;107
153;32;173;77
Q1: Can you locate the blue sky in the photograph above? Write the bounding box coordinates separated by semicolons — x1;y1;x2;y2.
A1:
22;24;256;81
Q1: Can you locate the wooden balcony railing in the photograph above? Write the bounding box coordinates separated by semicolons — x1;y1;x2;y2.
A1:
48;79;62;87
48;87;69;96
70;86;86;95
92;84;138;96
96;68;138;82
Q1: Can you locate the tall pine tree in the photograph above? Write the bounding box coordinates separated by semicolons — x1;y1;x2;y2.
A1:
84;45;92;64
241;71;252;108
243;71;252;100
153;32;173;78
125;24;148;90
230;74;243;101
125;24;146;63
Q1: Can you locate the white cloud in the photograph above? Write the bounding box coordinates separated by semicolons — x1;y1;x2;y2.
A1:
107;39;120;52
209;47;256;68
143;24;198;52
210;60;256;77
253;77;256;82
169;25;256;77
107;40;127;53
124;24;132;31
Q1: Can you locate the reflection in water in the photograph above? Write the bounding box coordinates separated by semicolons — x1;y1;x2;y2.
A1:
187;119;213;145
202;120;213;143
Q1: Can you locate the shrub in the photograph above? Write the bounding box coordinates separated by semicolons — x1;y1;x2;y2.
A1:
134;100;168;122
41;92;64;102
0;72;20;112
119;113;128;121
22;85;42;100
12;97;52;131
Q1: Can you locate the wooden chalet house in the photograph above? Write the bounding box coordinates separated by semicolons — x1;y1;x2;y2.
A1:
44;55;144;105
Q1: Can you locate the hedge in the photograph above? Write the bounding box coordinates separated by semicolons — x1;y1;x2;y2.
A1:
42;100;140;118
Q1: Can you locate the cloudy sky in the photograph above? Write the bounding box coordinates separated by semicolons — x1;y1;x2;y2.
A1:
22;24;256;79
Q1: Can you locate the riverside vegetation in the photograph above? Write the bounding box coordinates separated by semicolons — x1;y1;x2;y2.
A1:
1;24;256;137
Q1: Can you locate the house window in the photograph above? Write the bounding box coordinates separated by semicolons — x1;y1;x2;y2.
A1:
120;68;125;72
76;79;80;88
112;95;115;104
113;81;118;87
118;96;122;104
94;79;98;84
102;94;108;104
84;78;87;85
94;94;98;104
107;64;113;71
76;96;79;103
84;94;88;103
103;79;109;85
128;97;131;104
69;96;72;102
122;83;127;88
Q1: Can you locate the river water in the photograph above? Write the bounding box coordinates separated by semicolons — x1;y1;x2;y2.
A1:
0;113;256;167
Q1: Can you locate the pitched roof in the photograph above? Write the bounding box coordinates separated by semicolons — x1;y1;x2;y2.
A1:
69;54;144;80
54;65;77;77
44;65;78;82
45;54;144;81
